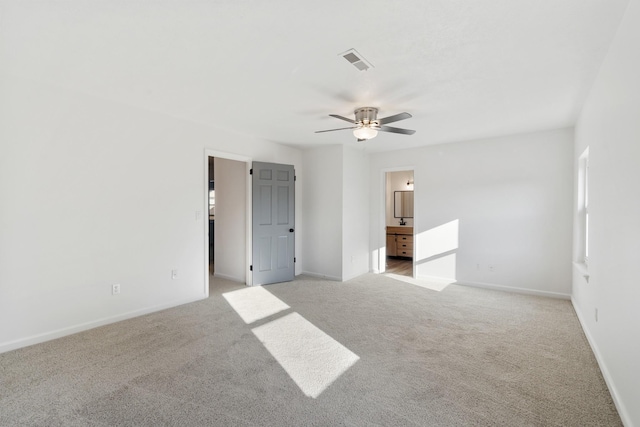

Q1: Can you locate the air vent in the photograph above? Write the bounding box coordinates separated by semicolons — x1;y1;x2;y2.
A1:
340;48;373;71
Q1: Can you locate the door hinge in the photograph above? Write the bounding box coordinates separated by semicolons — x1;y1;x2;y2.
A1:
250;265;253;271
294;175;297;181
250;169;253;175
294;257;296;263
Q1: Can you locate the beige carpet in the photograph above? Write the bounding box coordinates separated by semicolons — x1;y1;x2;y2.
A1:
0;274;621;426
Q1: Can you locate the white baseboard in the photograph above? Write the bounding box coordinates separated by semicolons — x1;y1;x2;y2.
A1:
571;298;632;427
0;295;207;355
300;270;341;281
342;270;370;282
449;279;571;300
213;272;245;283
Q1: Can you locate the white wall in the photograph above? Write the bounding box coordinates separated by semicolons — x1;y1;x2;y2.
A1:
213;158;246;282
301;146;343;280
0;74;302;353
301;145;371;281
370;128;574;297
342;146;370;281
572;0;640;424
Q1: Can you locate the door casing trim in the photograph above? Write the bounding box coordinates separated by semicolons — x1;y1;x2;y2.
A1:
378;166;416;278
204;149;253;296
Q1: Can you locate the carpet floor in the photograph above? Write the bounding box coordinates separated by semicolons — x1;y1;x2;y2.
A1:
0;274;621;426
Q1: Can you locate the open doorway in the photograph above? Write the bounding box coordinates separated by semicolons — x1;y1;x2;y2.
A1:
208;157;215;275
204;151;252;294
385;170;414;277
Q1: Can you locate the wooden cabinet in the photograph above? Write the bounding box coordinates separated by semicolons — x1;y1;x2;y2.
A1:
386;226;413;259
386;234;397;256
396;234;413;258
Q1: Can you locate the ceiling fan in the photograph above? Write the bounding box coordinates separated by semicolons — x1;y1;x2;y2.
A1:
315;107;416;141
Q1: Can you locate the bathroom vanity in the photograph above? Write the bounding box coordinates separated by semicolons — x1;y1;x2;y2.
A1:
386;226;413;259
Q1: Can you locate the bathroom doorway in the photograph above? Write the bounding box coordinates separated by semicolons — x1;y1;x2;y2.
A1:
385;170;414;277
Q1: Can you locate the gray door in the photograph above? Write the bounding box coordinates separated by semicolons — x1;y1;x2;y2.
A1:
252;161;295;285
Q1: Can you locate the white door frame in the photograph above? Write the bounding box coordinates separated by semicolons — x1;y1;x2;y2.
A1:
203;149;253;296
378;166;416;277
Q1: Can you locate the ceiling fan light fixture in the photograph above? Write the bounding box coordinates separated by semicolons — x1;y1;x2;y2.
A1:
315;106;414;139
353;126;378;140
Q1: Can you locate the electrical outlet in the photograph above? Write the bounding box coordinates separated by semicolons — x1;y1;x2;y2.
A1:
488;264;496;272
112;284;120;295
172;269;178;280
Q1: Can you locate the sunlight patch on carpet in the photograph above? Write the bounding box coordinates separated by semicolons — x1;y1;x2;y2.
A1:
222;286;290;324
252;312;359;398
385;273;453;291
224;287;360;398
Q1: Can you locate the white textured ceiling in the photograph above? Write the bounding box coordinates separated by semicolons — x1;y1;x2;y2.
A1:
0;0;630;152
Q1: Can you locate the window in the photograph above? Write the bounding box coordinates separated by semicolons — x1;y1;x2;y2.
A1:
578;148;589;264
209;180;215;217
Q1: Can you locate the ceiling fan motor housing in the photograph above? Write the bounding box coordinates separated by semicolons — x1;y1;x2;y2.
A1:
354;107;379;126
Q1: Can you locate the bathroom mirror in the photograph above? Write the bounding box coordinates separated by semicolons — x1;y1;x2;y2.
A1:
394;191;414;218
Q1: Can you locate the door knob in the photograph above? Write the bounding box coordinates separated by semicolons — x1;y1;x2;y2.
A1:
289;228;294;232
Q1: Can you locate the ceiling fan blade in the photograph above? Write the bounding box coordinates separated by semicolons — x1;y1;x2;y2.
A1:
315;126;359;133
378;112;412;125
377;125;416;135
329;114;356;124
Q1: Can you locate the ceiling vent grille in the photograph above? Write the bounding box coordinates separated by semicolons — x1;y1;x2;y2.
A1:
340;48;373;71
